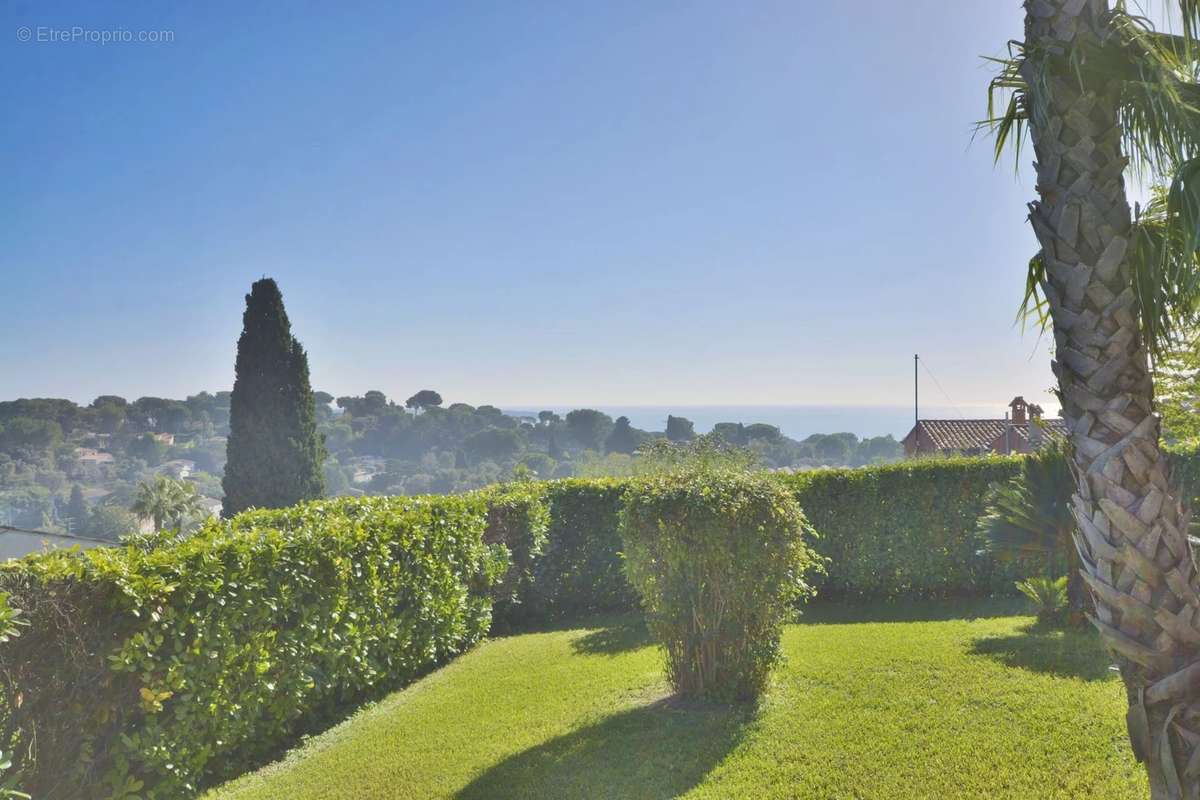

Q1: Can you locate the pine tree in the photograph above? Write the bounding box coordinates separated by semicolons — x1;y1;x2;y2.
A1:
548;431;565;461
222;278;325;516
606;416;638;454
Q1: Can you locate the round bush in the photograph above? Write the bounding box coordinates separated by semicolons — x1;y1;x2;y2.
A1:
619;471;822;702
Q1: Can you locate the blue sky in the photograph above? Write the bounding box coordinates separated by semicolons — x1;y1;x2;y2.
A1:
1;1;1057;410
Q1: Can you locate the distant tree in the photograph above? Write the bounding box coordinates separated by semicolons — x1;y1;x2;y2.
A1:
856;435;902;464
406;390;443;412
222;278;326;516
128;433;166;465
743;423;782;443
128;397;190;433
66;484;87;531
606;416;639;454
538;410;561;426
131;475;203;531
336;391;388;418
0;417;62;453
86;504;139;541
94;402;126;434
520;451;556;477
323;460;351;497
804;432;857;463
712;422;748;446
463;428;522;463
363;390;389;414
565;409;613;451
665;415;696;443
313;391;334;406
548;431;565;461
90;395;127;408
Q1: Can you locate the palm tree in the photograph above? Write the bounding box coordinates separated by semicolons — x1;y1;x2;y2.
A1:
988;3;1200;795
131;476;203;532
977;439;1084;618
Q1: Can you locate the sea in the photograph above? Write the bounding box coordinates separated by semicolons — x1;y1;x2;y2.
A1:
500;404;1044;441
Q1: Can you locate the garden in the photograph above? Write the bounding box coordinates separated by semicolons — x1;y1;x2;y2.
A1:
3;451;1189;799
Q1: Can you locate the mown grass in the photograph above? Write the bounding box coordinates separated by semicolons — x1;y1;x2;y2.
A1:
207;600;1145;799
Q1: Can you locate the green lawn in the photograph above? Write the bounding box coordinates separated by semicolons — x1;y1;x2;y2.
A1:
207;601;1146;800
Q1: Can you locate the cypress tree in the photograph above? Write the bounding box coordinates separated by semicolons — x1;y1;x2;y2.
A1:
66;484;87;532
222;278;325;516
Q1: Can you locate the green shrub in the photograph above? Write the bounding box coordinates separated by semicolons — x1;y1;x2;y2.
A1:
0;594;25;800
524;479;637;622
620;470;822;702
0;494;503;799
480;483;551;630
1016;576;1069;623
784;457;1027;596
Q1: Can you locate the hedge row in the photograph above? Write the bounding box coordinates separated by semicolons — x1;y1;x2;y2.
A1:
1;493;506;799
785;456;1028;596
11;449;1199;797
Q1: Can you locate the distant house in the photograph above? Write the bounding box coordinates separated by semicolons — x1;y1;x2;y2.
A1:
75;447;115;466
347;456;386;485
159;459;196;479
151;432;175;446
902;396;1067;457
197;497;223;519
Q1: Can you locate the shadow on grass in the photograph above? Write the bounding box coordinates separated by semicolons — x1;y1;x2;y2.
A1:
456;697;750;800
570;617;652;656
799;596;1028;626
969;620;1115;681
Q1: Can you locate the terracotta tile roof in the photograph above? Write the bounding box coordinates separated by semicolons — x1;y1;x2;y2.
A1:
910;418;1068;453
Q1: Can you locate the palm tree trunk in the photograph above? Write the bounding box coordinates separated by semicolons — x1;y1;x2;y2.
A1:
1024;2;1200;796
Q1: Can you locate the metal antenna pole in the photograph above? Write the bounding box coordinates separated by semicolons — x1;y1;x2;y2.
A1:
914;354;919;429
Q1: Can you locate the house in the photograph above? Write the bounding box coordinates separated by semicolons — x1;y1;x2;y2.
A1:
150;432;175;446
347;456;386;484
75;447;115;466
197;497;223;519
159;459;196;479
902;396;1067;457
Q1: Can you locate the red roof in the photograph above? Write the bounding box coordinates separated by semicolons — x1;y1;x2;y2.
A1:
904;418;1068;453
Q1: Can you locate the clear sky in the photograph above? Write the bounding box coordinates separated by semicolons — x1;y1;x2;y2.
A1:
1;1;1059;410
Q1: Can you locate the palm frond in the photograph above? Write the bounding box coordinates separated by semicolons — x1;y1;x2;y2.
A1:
977;440;1074;572
978;41;1030;172
984;10;1200;357
1083;11;1200;177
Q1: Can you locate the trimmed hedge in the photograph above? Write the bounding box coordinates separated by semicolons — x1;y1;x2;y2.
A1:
784;456;1027;597
480;483;550;631
621;471;821;701
523;479;636;621
0;494;504;799
16;450;1200;796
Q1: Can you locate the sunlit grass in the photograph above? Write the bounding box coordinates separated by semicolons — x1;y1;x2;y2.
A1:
207;600;1145;800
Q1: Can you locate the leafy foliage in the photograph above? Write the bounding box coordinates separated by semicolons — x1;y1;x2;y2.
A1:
984;8;1200;360
1156;332;1200;443
524;479;635;621
0;494;502;798
1016;576;1069;624
222;278;326;516
620;470;821;702
481;484;551;631
976;441;1074;572
784;457;1029;597
130;474;204;532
